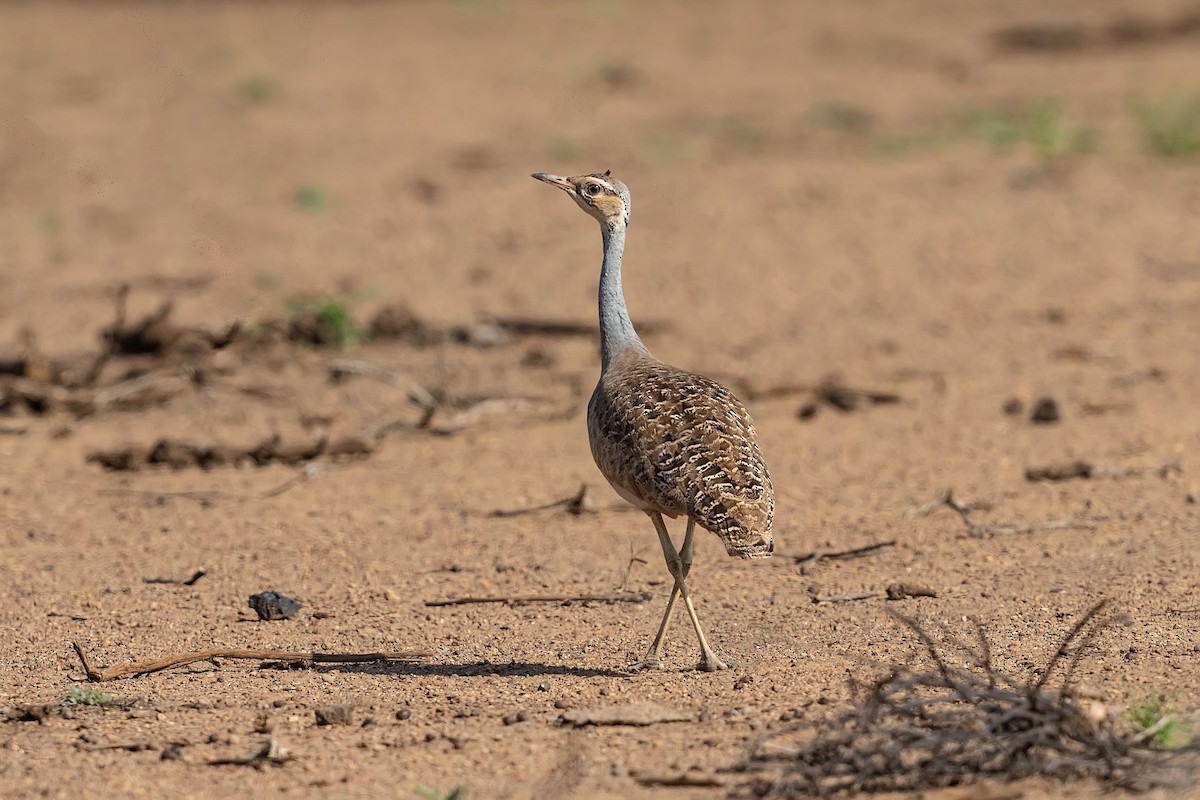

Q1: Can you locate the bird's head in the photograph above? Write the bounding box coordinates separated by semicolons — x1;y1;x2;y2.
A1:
531;170;630;228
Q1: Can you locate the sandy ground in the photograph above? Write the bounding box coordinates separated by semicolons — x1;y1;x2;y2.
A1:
2;1;1199;798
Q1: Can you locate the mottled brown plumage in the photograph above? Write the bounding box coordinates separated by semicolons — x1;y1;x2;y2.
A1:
532;169;775;671
588;348;774;558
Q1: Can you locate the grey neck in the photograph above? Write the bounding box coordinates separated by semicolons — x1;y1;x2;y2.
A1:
598;220;644;370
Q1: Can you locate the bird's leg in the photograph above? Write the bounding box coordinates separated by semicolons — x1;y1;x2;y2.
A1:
649;512;730;672
631;519;695;670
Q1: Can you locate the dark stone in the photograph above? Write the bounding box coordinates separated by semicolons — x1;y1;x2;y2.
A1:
796;402;819;421
248;591;302;621
1030;397;1060;424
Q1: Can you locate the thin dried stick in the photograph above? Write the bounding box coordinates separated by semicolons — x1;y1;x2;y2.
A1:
792;540;896;574
911;488;1100;539
631;771;726;788
72;641;428;682
614;543;648;592
425;592;651;608
967;519;1099;538
90;371;187;412
77;741;158;753
1033;599;1109;694
327;359;436;409
488;484;596;517
810;590;881;605
143;569;207;586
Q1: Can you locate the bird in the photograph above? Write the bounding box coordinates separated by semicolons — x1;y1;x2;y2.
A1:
532;169;775;672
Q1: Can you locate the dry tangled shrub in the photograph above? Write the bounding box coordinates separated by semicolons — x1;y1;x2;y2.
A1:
737;601;1197;797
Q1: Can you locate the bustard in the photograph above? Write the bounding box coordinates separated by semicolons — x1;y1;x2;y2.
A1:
532;170;774;672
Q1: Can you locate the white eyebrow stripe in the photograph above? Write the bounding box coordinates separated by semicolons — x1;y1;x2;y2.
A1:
583;178;617;194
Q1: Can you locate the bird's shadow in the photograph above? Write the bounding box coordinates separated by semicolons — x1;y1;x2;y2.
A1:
299;660;629;679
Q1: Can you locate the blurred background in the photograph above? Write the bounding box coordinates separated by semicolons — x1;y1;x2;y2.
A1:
3;4;1199;795
4;0;1199;372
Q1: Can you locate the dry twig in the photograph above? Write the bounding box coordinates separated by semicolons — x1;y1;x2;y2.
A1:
792;540;895;575
736;601;1197;797
632;770;726;788
327;359;436;410
425;592;651;608
488;484;597;517
143;569;207;586
71;641;427;682
424;396;569;435
911;488;1099;539
207;737;293;768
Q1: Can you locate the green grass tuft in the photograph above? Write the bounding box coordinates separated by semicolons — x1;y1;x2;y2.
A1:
1128;694;1195;749
285;295;365;348
293;186;328;212
879;99;1095;161
965;100;1095;159
238;76;280;103
64;686;112;706
414;786;463;800
1130;92;1200;157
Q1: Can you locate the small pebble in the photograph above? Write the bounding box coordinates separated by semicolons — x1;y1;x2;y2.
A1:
1030;397;1060;424
1002;397;1023;416
314;705;354;726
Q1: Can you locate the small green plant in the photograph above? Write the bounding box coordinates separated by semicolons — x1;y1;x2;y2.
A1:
966;101;1095;159
285;295;365;348
1128;694;1195;749
64;686;112;706
414;786;463;800
879;100;1095;161
293;185;328;212
42;211;64;238
1024;100;1097;159
238;75;280;103
1130;91;1200;157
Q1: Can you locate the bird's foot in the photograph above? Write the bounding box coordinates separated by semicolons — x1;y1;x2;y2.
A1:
628;656;666;672
697;652;736;672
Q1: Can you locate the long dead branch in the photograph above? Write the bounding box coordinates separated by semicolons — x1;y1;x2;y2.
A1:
71;641;428;682
425;592;651;608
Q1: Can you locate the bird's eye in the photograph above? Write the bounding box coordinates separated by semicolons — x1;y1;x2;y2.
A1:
585;183;602;196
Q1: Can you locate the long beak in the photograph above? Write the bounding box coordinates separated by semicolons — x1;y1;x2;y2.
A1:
531;172;574;192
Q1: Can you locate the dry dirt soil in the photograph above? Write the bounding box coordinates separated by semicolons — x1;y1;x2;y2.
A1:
2;2;1199;799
